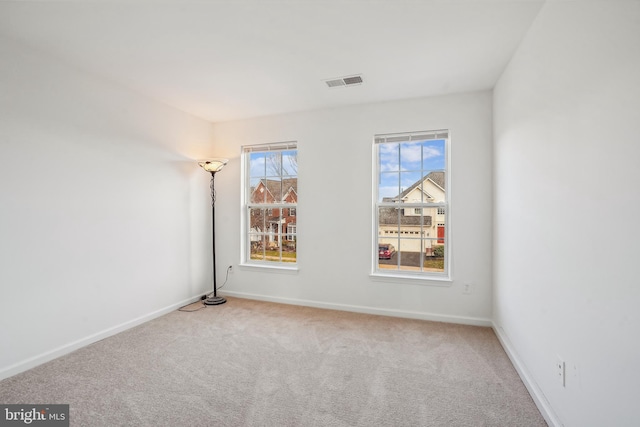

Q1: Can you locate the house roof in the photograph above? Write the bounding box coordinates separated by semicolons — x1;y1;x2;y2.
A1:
399;171;444;200
253;178;298;202
379;172;443;226
383;171;445;203
379;207;433;227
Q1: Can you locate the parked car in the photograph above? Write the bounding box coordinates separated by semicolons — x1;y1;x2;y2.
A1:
378;244;396;259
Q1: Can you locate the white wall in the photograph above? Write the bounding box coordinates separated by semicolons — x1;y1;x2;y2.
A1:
0;36;215;378
212;91;494;324
493;2;640;426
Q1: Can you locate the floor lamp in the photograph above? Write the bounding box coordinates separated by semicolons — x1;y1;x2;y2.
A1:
198;158;228;306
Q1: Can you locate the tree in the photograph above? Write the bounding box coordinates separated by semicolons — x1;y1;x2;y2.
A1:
433;245;445;258
266;151;297;177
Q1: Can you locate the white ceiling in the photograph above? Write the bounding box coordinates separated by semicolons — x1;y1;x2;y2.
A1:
0;0;545;123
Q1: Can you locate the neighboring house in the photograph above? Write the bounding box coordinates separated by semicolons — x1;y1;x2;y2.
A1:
379;171;445;255
250;178;297;249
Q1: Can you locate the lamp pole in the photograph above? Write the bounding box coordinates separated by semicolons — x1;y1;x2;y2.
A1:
198;159;228;306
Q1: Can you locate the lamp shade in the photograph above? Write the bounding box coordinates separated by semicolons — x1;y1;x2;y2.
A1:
198;158;228;173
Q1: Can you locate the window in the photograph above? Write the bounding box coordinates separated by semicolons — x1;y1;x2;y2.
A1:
286;224;297;241
243;142;298;266
374;130;448;278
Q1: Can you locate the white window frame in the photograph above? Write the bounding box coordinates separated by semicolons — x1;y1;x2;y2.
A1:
372;130;451;282
241;142;298;269
286;224;297;241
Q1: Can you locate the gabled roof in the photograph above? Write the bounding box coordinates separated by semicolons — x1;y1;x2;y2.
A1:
379;207;432;226
252;178;298;202
282;185;298;203
383;171;445;202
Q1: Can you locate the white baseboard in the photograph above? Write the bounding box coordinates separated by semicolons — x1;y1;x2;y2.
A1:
0;294;204;381
492;322;563;427
221;290;492;327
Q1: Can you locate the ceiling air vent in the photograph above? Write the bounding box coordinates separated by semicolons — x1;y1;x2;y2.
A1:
324;74;363;88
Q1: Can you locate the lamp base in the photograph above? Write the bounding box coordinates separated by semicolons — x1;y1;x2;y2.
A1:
204;296;227;306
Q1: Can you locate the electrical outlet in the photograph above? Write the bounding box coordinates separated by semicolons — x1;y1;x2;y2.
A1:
228;265;233;273
556;357;565;387
462;283;472;295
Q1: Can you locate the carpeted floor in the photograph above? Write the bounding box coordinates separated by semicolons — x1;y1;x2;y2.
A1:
0;297;546;426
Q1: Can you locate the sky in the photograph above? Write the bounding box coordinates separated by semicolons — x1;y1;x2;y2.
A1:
245;139;446;202
249;149;298;188
378;139;446;201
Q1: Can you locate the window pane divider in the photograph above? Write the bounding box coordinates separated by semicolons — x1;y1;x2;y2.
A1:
247;205;297;212
377;202;446;207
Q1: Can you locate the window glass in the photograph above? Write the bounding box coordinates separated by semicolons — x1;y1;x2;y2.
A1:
244;143;298;266
374;132;448;277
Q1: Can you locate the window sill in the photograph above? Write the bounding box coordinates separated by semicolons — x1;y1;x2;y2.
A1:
369;272;452;286
239;263;299;275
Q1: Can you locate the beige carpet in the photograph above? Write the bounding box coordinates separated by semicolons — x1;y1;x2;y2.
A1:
0;297;546;426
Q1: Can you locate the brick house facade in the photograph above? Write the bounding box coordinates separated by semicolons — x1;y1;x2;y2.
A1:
250;178;297;249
